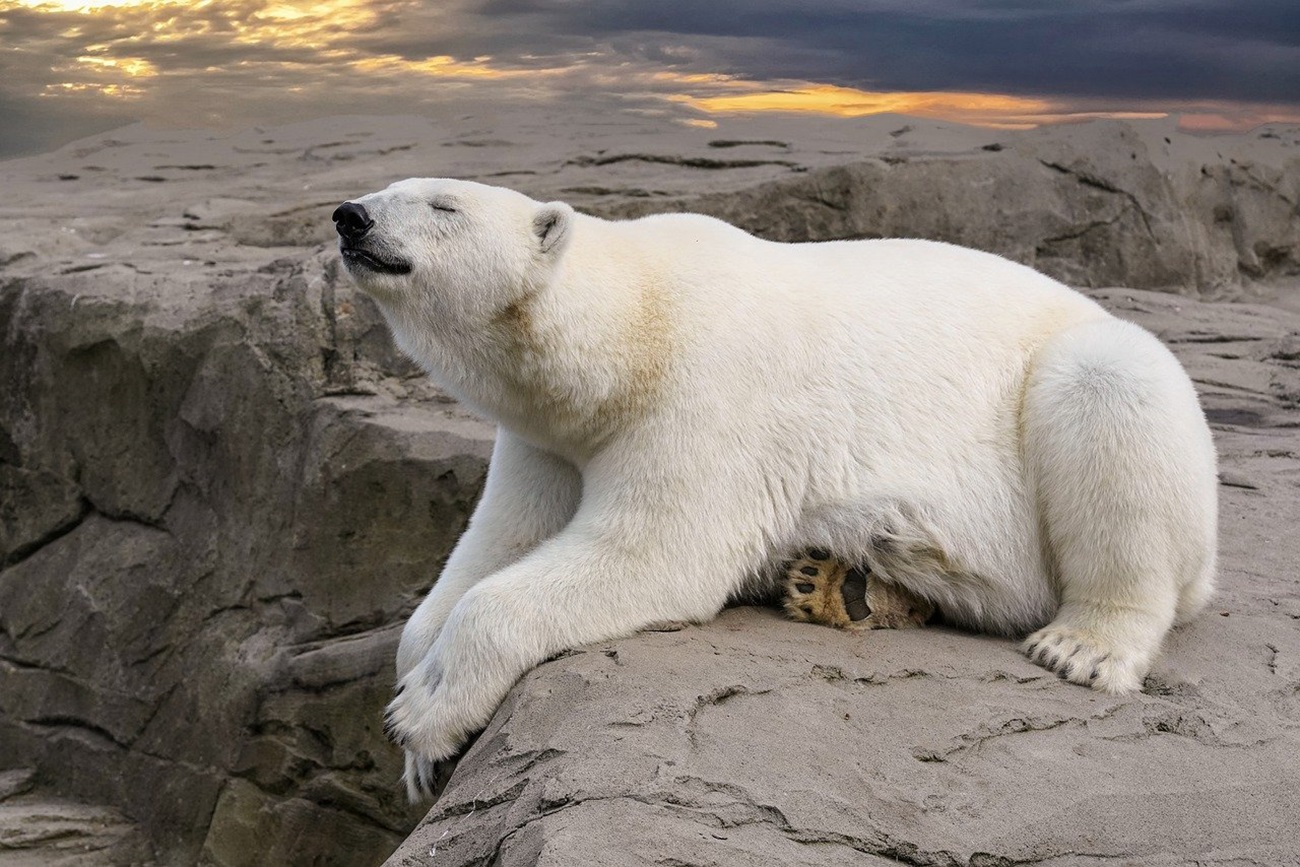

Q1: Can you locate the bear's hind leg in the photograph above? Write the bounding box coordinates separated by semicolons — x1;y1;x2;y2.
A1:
1022;319;1217;693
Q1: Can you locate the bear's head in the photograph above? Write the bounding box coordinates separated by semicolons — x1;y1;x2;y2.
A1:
332;178;573;326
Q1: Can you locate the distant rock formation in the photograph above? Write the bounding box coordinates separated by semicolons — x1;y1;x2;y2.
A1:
596;122;1300;295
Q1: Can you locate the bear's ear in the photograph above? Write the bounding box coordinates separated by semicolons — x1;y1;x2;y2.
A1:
532;202;573;256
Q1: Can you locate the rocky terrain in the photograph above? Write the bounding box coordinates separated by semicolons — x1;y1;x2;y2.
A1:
1;111;1298;866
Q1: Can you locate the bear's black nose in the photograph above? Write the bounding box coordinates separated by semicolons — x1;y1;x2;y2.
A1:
332;202;373;241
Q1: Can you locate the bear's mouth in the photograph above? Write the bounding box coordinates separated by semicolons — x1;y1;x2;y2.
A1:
340;244;412;276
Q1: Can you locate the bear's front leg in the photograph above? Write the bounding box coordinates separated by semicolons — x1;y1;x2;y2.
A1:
396;431;581;681
395;432;580;799
386;513;742;771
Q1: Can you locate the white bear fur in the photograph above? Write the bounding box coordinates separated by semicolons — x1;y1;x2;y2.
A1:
338;178;1218;799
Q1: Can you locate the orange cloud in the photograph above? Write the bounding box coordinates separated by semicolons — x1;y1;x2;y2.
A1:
662;80;1180;129
672;82;1053;118
350;54;568;82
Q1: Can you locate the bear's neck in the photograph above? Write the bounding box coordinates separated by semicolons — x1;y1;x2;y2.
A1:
392;250;672;462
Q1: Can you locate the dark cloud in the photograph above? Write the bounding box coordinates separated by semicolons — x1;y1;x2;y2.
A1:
472;0;1300;103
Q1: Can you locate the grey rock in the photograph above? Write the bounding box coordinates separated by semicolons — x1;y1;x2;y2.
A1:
595;123;1300;294
0;769;35;802
0;790;153;867
0;245;492;865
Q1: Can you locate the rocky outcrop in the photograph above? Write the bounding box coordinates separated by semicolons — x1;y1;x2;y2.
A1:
0;768;153;866
597;122;1300;295
0;247;493;865
386;288;1300;867
1;114;1298;866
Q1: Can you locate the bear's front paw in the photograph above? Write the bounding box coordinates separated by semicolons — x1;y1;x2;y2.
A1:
384;665;466;766
783;551;934;631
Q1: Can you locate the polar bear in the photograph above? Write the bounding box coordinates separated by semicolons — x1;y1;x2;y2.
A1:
332;178;1218;799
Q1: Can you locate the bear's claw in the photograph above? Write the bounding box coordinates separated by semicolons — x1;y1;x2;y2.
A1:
382;709;407;747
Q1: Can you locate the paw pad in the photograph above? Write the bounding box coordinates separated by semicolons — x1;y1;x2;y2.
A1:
783;551;933;631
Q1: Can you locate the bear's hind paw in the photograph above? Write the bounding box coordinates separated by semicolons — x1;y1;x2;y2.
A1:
784;552;854;628
1022;621;1150;694
783;551;934;631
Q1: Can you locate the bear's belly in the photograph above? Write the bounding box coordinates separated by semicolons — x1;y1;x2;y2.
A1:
814;466;1050;623
781;382;1055;633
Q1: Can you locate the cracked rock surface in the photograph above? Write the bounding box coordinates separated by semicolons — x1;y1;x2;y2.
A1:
0;768;153;867
1;112;1298;866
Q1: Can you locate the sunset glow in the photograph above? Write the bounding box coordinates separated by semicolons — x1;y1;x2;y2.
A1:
11;0;182;8
350;54;570;82
666;82;1058;128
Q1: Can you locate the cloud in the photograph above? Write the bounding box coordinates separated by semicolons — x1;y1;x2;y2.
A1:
473;0;1300;103
0;0;1296;158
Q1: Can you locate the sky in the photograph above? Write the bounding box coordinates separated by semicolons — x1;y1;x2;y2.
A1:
1;0;1298;158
